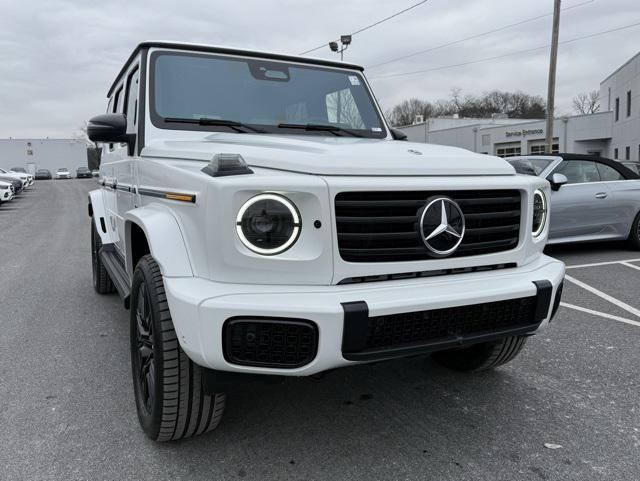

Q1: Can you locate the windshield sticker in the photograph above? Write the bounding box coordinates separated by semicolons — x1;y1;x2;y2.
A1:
348;75;361;86
371;127;382;132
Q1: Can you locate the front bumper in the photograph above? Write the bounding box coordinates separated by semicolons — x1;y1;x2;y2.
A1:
164;254;564;376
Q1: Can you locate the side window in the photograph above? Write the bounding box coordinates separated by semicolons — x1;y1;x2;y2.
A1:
555;161;601;184
109;86;123;150
124;67;140;133
596;163;624;182
113;86;124;113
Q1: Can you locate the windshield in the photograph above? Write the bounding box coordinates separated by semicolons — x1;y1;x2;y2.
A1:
507;158;554;176
150;51;386;138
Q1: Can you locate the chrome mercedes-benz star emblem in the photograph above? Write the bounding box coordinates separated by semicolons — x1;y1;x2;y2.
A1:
419;197;465;257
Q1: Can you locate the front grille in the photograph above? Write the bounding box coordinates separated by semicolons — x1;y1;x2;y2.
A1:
335;190;521;262
223;318;318;368
338;262;517;285
365;296;537;350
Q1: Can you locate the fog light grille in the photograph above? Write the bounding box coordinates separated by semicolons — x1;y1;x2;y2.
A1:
224;318;318;368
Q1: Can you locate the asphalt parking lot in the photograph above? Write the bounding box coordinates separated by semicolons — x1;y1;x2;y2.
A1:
1;181;639;481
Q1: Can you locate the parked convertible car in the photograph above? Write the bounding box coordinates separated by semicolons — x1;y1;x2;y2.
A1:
508;153;640;248
35;169;52;180
55;168;72;179
0;180;14;204
76;167;92;178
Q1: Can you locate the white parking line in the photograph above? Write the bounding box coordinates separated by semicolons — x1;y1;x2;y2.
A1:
620;261;640;272
560;302;640;328
564;274;640;319
565;258;640;269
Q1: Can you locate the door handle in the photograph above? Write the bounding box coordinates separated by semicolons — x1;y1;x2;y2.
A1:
595;192;607;199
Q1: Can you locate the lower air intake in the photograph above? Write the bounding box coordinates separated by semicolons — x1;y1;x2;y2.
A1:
224;318;318;368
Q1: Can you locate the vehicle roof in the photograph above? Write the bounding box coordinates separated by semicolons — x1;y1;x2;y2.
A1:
517;152;639;179
107;41;365;97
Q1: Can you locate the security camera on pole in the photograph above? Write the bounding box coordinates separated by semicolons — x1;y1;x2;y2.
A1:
329;35;352;61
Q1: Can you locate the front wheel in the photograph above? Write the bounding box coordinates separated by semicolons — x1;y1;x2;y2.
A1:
431;336;527;372
628;211;640;250
130;254;226;441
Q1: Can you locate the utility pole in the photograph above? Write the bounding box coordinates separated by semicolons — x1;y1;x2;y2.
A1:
545;0;562;154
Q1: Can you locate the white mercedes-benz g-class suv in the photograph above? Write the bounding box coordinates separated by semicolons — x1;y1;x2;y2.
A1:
87;41;565;441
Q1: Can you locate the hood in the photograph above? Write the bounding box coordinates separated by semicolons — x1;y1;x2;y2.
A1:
142;134;515;176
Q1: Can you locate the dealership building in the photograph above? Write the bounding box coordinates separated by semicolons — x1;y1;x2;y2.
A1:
0;138;88;175
399;52;640;161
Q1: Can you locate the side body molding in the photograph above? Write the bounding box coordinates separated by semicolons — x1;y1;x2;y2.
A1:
88;189;117;245
124;204;193;279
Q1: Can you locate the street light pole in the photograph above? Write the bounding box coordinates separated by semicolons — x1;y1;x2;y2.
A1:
329;35;352;61
545;0;562;154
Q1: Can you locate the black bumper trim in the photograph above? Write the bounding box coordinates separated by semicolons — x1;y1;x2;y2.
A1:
341;280;555;362
343;324;540;362
533;280;553;322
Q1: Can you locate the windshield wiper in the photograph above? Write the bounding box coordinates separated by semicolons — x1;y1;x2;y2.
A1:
276;123;364;137
163;117;265;133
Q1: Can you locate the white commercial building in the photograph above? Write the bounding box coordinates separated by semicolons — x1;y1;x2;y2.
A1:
399;52;640;161
0;138;88;175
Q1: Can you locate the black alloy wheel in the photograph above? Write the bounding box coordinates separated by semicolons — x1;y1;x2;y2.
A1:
133;281;156;416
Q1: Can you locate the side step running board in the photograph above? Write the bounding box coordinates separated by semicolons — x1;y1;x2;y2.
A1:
100;245;131;309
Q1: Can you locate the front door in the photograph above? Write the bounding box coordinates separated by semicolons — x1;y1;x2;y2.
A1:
548;160;615;240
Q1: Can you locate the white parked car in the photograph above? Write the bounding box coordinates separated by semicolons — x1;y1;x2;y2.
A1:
87;41;565;442
0;180;14;203
0;167;29;188
55;168;72;179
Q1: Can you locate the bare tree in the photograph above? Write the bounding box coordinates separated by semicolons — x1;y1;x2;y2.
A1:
385;98;435;126
572;91;600;115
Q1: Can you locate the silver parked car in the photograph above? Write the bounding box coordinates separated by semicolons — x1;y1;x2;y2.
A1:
508;154;640;249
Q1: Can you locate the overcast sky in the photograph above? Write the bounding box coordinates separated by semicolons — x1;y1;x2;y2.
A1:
0;0;638;138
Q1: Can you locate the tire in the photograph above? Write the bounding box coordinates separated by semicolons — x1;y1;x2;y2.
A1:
91;220;115;294
130;254;226;441
432;336;527;372
627;211;640;250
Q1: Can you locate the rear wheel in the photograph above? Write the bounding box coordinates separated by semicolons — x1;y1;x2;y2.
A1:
91;220;115;294
628;211;640;250
432;336;527;372
130;255;226;441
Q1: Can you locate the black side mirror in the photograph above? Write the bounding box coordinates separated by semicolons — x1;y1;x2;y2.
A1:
390;128;408;141
547;172;568;191
87;114;135;154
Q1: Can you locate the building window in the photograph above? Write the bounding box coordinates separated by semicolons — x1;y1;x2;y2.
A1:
614;148;619;159
626;146;631;160
529;143;559;155
627;91;632;117
481;134;490;146
495;146;521;158
615;97;619;121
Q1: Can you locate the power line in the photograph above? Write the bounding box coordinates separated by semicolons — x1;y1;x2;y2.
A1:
369;20;640;80
366;0;594;70
299;0;431;56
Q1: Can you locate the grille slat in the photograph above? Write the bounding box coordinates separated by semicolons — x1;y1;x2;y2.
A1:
335;190;521;262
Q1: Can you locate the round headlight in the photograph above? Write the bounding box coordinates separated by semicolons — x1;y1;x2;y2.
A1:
236;193;301;255
532;189;547;237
